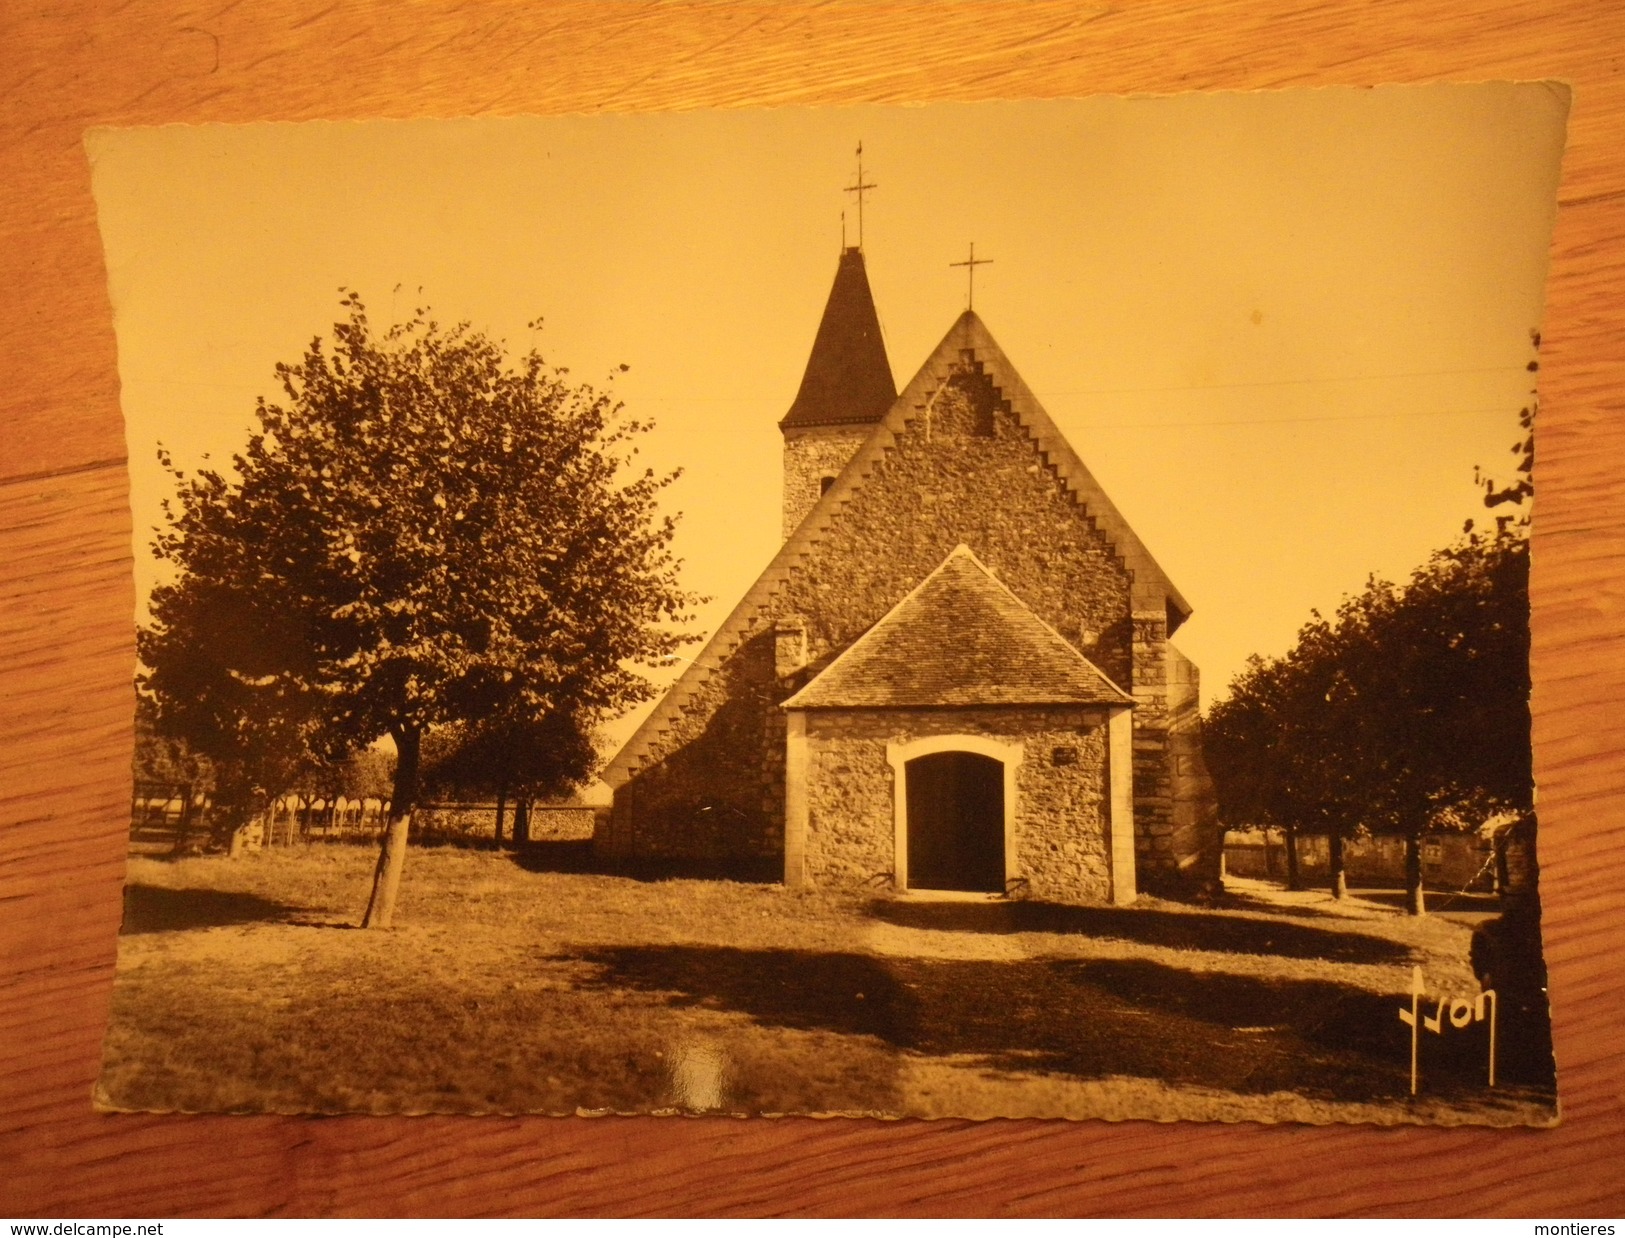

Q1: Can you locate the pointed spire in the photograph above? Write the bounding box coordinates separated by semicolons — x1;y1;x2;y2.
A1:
779;248;896;431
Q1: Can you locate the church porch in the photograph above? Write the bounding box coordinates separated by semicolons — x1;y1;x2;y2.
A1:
783;704;1135;906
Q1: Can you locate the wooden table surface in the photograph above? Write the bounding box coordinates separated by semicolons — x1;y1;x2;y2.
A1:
3;1;1623;1218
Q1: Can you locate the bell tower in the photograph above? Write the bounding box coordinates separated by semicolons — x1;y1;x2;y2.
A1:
779;245;895;538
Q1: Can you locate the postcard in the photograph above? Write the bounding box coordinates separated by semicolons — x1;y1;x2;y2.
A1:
89;84;1566;1122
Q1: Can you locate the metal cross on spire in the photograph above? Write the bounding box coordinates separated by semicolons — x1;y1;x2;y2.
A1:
950;242;993;310
844;142;876;250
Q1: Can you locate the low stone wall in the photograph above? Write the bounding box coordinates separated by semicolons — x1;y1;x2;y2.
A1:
1295;832;1493;890
1223;830;1496;890
1222;837;1291;880
413;803;496;841
527;806;600;841
414;802;600;843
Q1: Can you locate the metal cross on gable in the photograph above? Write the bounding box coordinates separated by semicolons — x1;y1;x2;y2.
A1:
950;242;993;310
844;141;877;249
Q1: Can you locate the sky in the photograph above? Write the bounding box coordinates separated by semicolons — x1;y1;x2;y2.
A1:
88;84;1568;766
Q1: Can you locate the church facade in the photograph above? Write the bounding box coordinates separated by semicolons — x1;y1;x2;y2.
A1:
598;247;1219;903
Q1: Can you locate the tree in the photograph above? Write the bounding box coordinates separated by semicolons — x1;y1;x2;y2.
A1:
1206;612;1367;899
422;708;597;844
133;694;214;854
1208;543;1528;914
1207;367;1534;915
334;745;397;804
142;292;699;926
1361;346;1535;912
138;574;327;853
1354;530;1530;913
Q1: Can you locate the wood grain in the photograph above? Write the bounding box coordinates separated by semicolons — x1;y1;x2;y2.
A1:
3;0;1622;1217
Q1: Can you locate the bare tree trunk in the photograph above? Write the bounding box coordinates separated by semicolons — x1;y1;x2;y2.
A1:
1404;832;1426;916
1283;823;1302;891
224;796;256;858
169;782;194;856
512;797;531;848
362;727;421;930
494;786;506;846
1329;829;1347;900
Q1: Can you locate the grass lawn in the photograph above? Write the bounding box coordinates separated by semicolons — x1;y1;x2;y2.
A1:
99;843;1557;1124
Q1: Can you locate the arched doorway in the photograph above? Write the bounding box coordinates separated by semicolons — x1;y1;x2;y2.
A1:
904;751;1005;892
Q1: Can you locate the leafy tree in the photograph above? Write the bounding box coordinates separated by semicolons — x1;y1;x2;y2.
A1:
142;292;698;926
132;694;215;853
276;746;398;839
1365;344;1535;911
422;708;597;844
1209;541;1529;914
334;745;397;803
1357;532;1529;913
1207;359;1535;915
1207;611;1367;898
138;576;326;853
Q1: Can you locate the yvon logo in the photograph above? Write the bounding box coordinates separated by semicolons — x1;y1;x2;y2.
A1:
1399;964;1497;1095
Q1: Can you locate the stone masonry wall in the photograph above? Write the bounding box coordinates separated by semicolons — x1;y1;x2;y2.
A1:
1015;715;1111;902
803;707;1112;903
781;363;1135;688
1130;609;1174;887
801;713;895;885
618;361;1136;867
1166;643;1223;894
782;426;872;539
617;626;786;860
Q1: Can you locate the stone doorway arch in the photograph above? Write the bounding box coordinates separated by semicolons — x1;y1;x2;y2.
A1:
886;734;1023;893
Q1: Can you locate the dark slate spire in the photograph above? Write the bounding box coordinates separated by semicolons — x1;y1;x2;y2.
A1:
779;247;896;431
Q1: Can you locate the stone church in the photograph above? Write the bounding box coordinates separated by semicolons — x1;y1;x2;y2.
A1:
598;245;1220;903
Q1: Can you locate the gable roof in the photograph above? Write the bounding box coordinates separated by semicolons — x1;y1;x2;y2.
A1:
782;545;1133;710
605;310;1191;786
778;248;896;430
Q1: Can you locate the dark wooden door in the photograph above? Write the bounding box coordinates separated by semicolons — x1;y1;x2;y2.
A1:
905;751;1005;892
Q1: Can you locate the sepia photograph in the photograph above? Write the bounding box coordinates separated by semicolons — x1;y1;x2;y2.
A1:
89;83;1566;1124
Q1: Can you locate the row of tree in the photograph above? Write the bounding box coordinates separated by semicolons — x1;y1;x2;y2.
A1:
136;694;393;848
1205;371;1537;915
139;293;698;926
137;690;584;853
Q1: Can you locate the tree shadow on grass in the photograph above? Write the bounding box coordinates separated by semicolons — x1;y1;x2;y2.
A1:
511;841;779;887
1358;890;1501;916
120;884;307;935
867;899;1413;966
578;943;1539;1104
1217;888;1374;922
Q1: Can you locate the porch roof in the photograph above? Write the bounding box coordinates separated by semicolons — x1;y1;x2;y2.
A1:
782;545;1134;711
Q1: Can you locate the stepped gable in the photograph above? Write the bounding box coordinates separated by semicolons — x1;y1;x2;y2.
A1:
604;310;1191;785
778;247;896;430
783;545;1133;710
